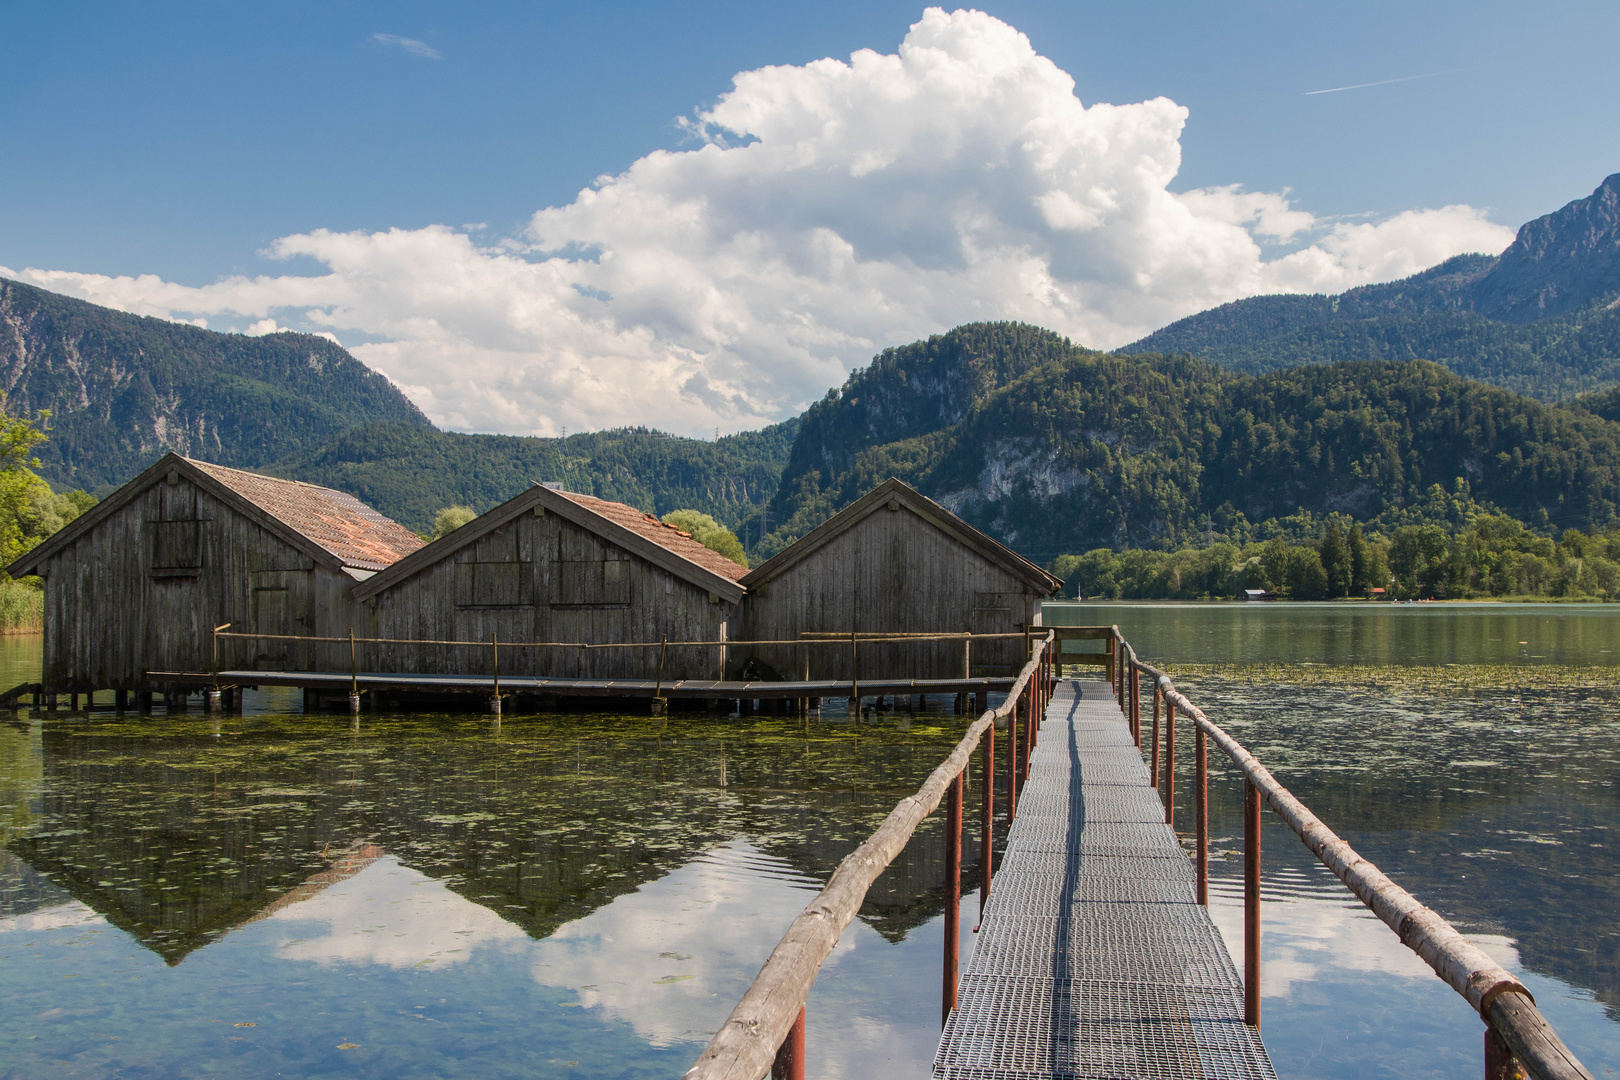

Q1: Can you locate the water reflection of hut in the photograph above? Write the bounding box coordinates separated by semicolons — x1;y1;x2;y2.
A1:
350;484;747;681
6;453;423;700
732;479;1060;681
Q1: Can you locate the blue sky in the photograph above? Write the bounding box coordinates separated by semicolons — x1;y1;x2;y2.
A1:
2;2;1616;436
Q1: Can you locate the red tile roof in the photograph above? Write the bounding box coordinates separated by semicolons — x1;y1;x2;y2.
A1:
557;491;748;582
187;458;425;572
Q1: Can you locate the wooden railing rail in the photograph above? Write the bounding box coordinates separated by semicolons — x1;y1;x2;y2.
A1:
209;629;1033;649
1117;634;1593;1080
683;632;1054;1080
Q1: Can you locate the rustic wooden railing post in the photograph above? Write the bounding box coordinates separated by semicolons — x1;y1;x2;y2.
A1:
771;1007;805;1080
1164;697;1176;827
849;631;859;711
1196;723;1209;905
943;770;963;1026
1244;778;1261;1028
489;631;502;715
979;727;994;922
653;635;669;715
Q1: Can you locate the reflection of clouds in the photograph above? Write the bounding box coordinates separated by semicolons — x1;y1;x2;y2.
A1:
1209;874;1523;999
531;840;826;1048
0;901;105;934
266;856;528;969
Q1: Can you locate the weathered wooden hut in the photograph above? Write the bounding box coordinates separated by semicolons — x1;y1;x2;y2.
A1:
6;452;424;697
732;478;1060;681
350;484;748;680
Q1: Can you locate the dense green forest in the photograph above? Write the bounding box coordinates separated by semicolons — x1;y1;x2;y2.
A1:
0;278;431;494
752;322;1620;563
270;419;798;535
1050;484;1620;601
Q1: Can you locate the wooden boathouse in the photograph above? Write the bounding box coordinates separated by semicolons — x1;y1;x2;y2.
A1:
348;483;748;682
731;478;1060;682
5;452;423;702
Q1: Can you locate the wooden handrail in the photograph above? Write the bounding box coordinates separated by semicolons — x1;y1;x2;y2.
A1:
209;629;1033;648
1129;654;1594;1080
683;634;1052;1080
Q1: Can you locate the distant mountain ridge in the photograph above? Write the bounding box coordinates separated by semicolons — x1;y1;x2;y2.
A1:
0;278;431;493
1121;174;1620;399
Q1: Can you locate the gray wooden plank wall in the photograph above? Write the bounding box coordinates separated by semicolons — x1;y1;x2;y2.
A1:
732;503;1042;681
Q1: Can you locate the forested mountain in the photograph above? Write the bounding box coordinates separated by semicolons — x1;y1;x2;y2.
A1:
754;323;1620;562
1121;174;1620;400
0;278;431;492
269;419;797;534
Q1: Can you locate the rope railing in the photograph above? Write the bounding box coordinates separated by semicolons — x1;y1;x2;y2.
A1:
1106;628;1594;1080
683;632;1056;1080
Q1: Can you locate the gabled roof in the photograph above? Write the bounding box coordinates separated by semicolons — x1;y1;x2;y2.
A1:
6;452;424;578
740;477;1061;595
352;483;748;603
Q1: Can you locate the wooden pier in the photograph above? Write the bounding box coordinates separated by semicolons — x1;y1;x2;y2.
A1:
686;630;1592;1080
933;677;1274;1078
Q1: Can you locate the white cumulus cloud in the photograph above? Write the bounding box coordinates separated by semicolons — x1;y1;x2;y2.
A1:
2;8;1515;437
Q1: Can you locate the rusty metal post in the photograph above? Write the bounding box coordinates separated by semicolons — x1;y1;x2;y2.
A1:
1130;663;1140;745
1164;698;1176;827
943;770;962;1026
1026;675;1038;756
1485;1025;1524;1080
1150;683;1161;788
771;1006;805;1080
979;727;994;921
1244;778;1262;1028
1006;694;1018;823
1196;723;1209;905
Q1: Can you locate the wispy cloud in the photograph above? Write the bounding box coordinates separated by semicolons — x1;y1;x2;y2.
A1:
1306;68;1466;95
372;33;440;60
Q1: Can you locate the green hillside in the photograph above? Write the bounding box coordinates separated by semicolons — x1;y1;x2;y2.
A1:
753;323;1620;562
0;277;431;494
270;419;798;534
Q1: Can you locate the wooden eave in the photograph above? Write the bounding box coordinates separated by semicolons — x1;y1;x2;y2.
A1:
5;452;348;579
740;477;1061;595
352;484;748;604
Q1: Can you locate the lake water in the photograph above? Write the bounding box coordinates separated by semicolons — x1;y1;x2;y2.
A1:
2;604;1617;1080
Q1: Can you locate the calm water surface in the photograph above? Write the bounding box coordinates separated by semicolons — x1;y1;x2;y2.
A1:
3;602;1618;1080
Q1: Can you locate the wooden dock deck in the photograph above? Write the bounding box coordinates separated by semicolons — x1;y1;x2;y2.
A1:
934;678;1276;1079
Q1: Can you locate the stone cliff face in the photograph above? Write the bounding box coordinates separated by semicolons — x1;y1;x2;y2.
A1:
1470;172;1620;322
0;279;430;492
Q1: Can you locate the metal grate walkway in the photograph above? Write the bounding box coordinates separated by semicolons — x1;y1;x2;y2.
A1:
934;679;1276;1080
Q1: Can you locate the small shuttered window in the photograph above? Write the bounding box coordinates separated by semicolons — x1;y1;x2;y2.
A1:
553;559;630;606
151;475;203;577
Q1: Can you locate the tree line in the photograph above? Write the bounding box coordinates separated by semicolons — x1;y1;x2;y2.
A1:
1050;483;1620;601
